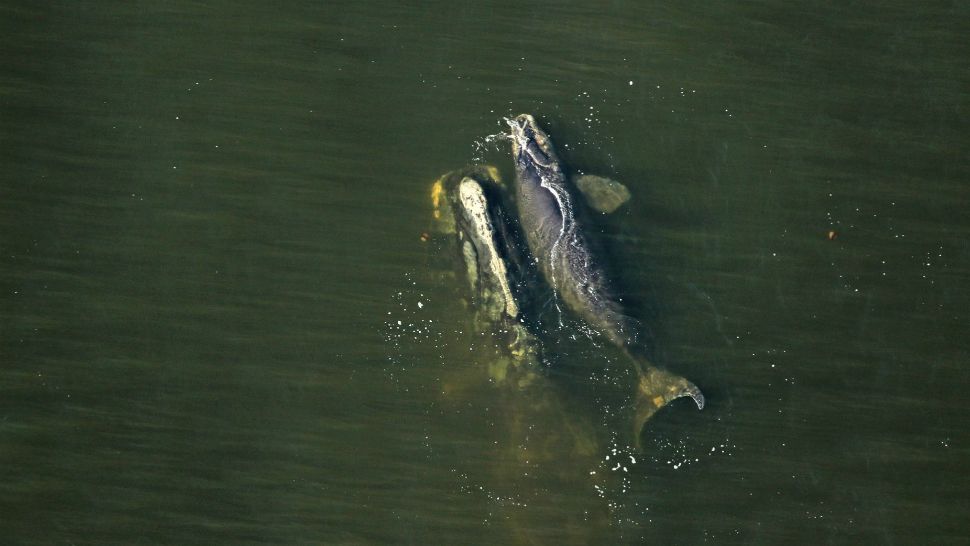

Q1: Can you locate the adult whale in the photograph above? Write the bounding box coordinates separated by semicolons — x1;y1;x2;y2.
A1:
507;114;704;445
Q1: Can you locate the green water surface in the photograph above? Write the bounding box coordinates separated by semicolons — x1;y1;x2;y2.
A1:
1;1;968;544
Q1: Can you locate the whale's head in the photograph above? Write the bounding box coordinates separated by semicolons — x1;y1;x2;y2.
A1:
506;114;559;177
506;114;569;228
505;113;570;241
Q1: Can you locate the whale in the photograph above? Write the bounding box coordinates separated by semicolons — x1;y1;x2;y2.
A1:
507;114;704;446
429;167;614;542
430;167;539;373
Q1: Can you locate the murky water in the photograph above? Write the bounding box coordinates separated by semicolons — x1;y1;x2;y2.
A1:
2;1;967;544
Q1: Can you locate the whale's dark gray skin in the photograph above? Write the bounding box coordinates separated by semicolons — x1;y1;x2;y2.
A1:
507;114;704;446
508;114;634;347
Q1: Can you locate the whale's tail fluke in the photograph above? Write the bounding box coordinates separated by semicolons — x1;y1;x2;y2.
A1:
630;364;705;451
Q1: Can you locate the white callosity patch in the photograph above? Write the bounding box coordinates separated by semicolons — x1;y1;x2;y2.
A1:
458;178;518;318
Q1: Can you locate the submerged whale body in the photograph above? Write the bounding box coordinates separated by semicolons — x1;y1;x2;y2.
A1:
507;114;704;445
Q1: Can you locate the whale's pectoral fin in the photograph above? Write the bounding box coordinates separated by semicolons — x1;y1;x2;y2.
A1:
631;366;704;451
572;174;631;214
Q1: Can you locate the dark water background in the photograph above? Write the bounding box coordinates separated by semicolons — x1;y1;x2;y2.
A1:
2;1;968;544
